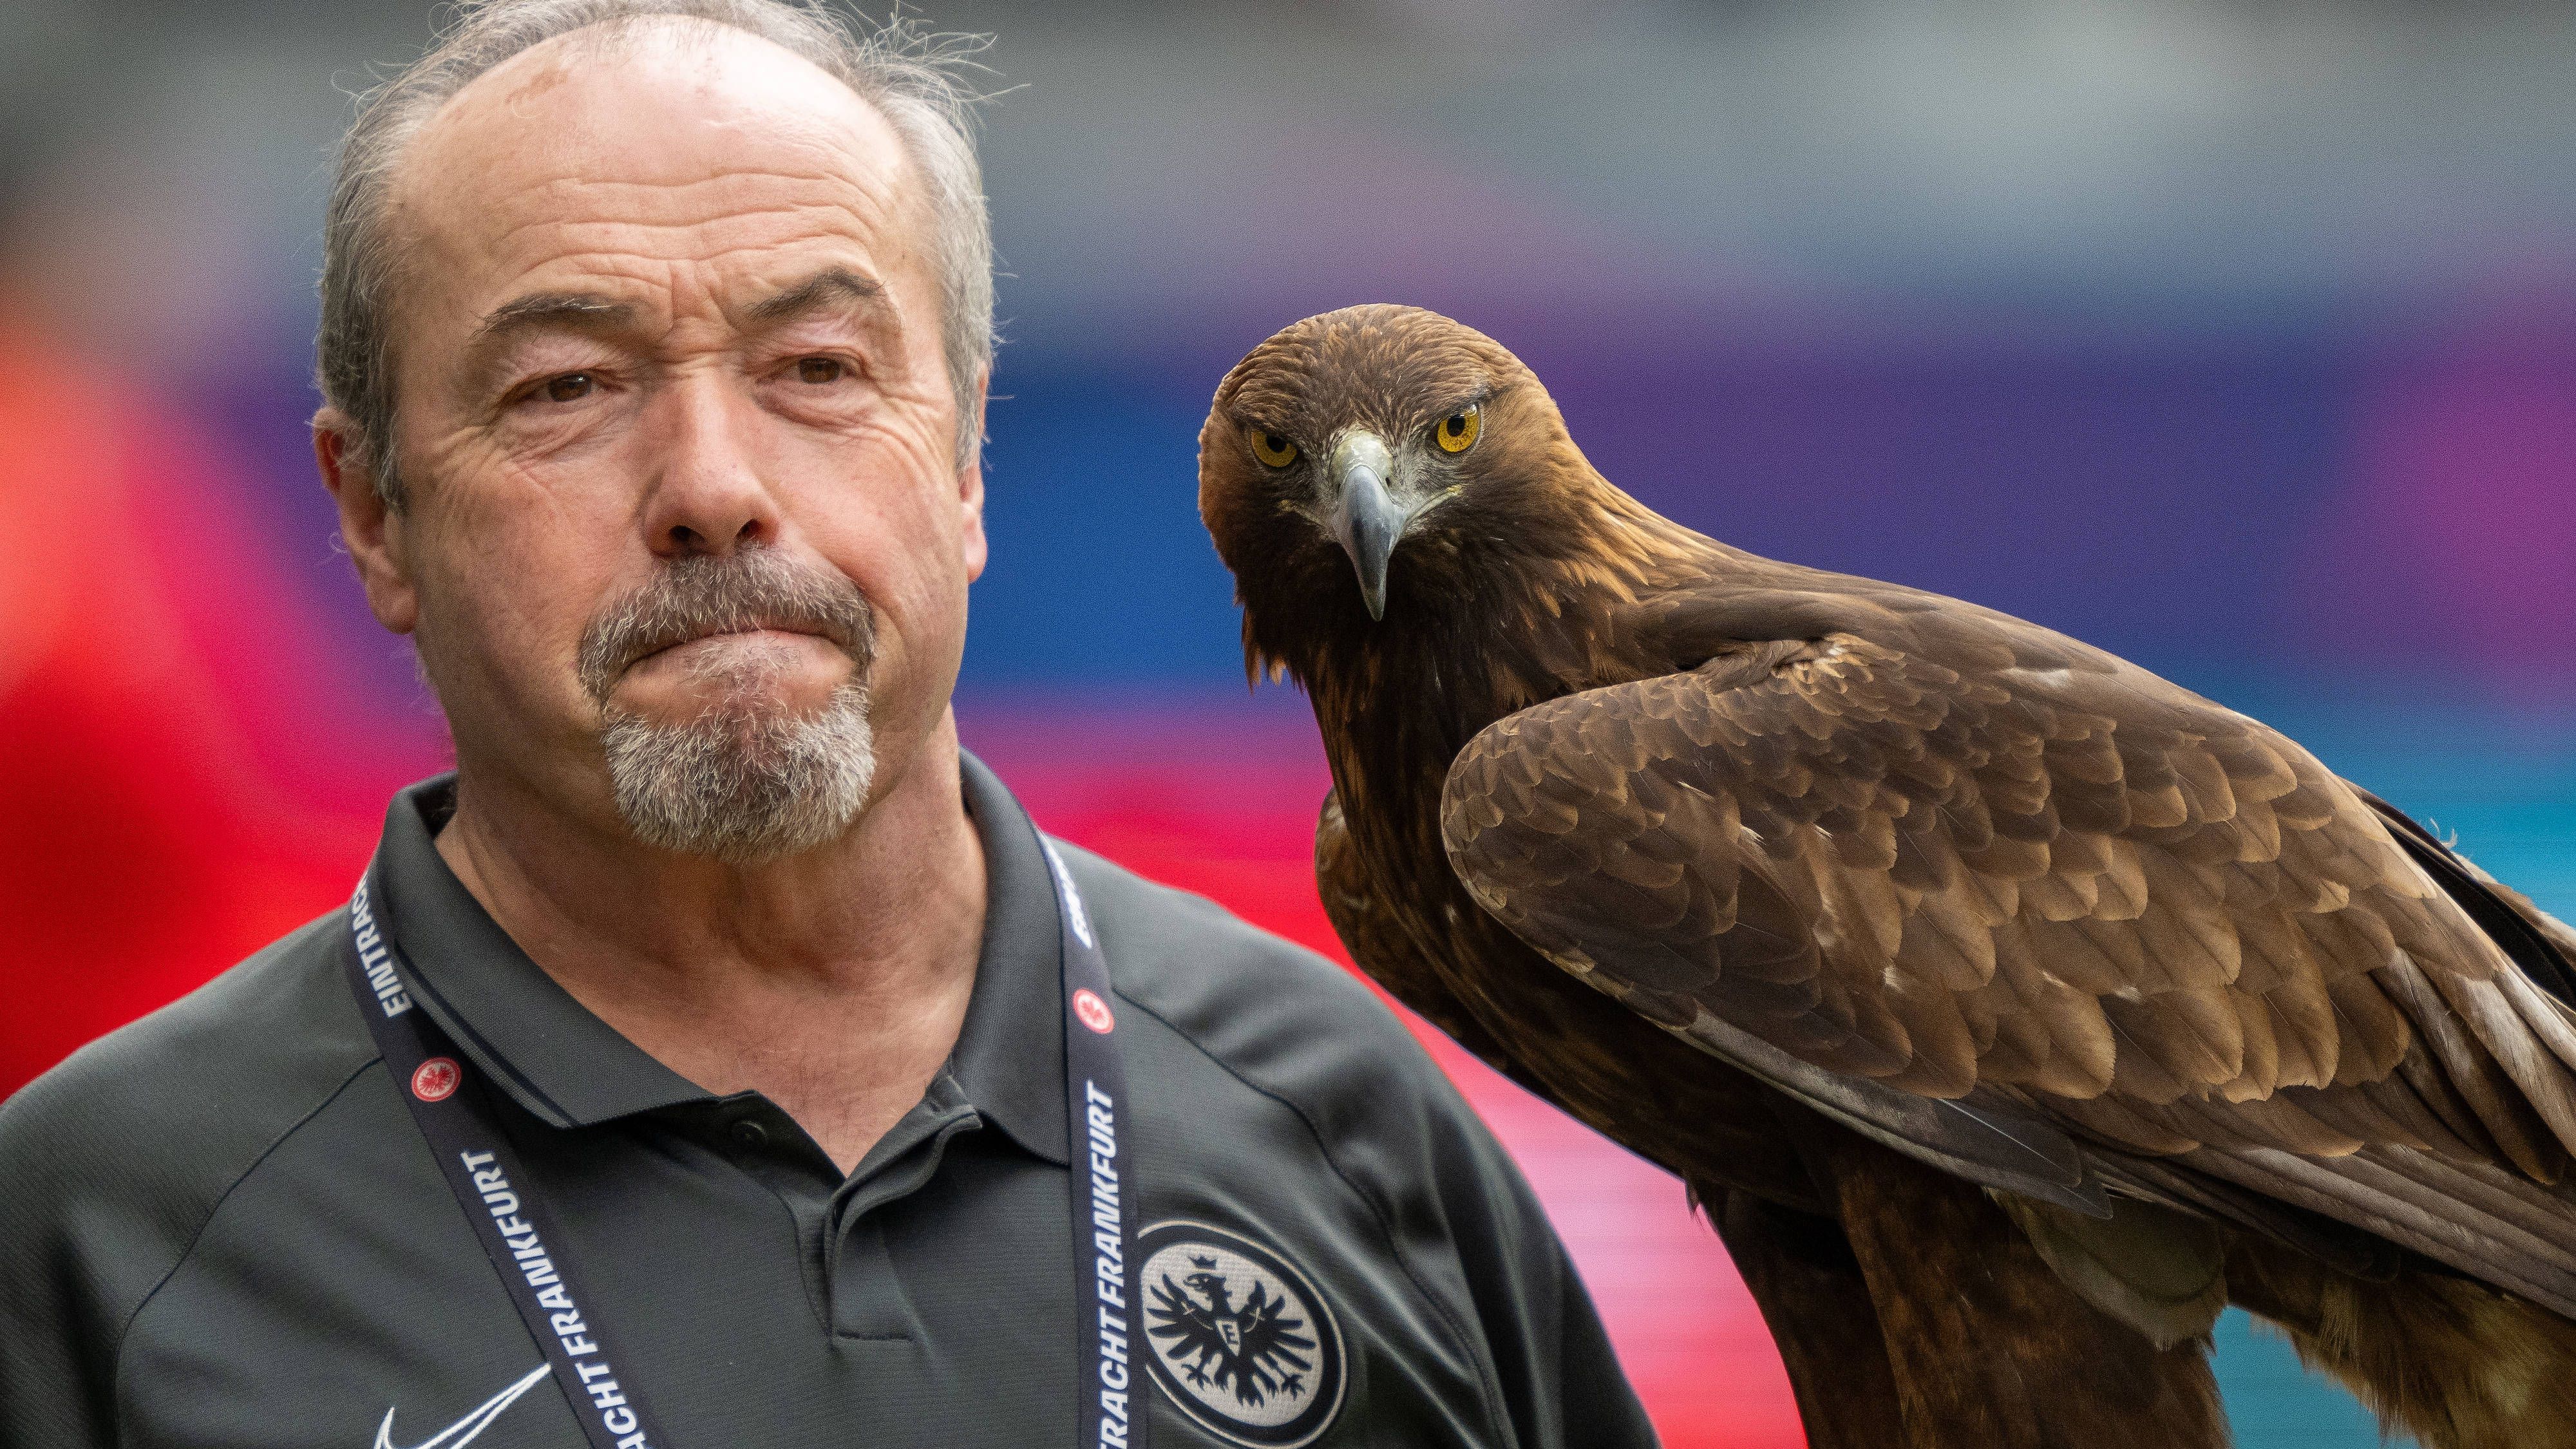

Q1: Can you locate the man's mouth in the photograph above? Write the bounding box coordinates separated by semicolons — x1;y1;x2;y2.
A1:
574;552;878;707
631;621;833;667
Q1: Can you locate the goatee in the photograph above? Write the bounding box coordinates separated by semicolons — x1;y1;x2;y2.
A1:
576;549;878;863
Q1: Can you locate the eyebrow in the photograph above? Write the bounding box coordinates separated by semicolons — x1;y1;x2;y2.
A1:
470;291;637;344
744;266;886;325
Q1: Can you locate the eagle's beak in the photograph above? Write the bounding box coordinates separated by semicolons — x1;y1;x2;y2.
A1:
1329;430;1405;621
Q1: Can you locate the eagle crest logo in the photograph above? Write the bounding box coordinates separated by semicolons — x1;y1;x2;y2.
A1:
1150;1253;1312;1403
1135;1221;1345;1448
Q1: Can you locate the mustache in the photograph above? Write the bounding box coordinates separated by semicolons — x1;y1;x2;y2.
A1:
576;550;875;705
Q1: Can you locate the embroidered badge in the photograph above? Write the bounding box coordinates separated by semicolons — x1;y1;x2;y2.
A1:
1137;1220;1345;1448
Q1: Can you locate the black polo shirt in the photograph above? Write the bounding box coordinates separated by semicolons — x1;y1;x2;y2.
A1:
1;754;1655;1448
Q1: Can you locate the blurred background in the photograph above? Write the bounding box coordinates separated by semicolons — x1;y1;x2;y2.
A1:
7;1;2576;1443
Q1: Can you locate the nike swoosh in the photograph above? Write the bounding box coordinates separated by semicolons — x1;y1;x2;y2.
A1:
374;1364;551;1449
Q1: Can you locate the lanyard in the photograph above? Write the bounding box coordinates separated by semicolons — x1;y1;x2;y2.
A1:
339;814;1148;1449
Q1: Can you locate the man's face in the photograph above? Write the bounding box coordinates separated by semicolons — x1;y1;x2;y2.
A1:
355;23;985;855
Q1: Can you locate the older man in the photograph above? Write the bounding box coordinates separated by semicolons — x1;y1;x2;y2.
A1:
0;3;1655;1447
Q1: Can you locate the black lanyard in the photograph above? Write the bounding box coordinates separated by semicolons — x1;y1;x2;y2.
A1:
339;814;1148;1449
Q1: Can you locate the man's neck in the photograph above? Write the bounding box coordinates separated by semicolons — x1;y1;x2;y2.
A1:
433;719;989;1174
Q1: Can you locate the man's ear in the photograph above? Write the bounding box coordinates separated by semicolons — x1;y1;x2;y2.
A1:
314;409;420;635
957;368;989;584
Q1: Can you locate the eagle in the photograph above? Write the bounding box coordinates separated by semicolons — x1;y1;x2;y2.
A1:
1148;1261;1317;1408
1197;304;2576;1449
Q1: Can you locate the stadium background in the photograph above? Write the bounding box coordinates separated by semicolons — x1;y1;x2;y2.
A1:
6;2;2576;1443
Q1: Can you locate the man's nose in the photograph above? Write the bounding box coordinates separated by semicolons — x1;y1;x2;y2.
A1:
640;374;779;559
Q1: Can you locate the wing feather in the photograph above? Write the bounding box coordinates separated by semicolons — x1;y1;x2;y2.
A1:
1439;624;2576;1290
1312;786;1832;1213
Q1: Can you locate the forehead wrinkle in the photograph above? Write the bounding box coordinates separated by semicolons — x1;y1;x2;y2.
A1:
478;190;898;257
456;213;898;321
485;171;892;225
445;162;909;299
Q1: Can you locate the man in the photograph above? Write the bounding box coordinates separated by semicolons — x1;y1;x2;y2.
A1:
0;3;1656;1447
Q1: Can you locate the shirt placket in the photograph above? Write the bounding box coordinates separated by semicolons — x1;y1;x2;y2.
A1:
692;1079;987;1343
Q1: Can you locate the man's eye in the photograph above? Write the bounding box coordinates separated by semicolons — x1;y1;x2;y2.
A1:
541;372;595;404
795;357;846;384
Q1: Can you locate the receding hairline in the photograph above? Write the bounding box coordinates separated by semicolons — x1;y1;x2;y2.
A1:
384;14;923;238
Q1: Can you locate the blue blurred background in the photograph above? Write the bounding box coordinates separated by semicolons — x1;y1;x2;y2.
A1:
6;2;2575;1443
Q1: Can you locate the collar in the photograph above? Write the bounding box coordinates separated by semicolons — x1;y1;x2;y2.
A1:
361;751;1072;1165
949;751;1072;1166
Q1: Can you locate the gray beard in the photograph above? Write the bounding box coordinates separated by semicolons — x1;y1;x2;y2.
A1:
598;677;876;864
574;549;880;864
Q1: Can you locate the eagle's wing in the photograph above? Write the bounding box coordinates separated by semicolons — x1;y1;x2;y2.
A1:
1318;785;1830;1211
2360;786;2576;1009
1441;621;2576;1308
1236;1283;1317;1373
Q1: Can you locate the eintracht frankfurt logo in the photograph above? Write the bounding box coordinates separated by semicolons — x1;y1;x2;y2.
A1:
410;1057;461;1103
1137;1221;1344;1448
1072;987;1115;1034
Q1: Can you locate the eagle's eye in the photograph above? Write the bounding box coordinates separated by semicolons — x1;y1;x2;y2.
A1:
1251;430;1300;468
1433;406;1481;454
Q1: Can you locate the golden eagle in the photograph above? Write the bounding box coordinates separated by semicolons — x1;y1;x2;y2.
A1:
1197;304;2576;1449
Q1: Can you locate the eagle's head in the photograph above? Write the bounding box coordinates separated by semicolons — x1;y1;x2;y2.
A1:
1198;305;1589;654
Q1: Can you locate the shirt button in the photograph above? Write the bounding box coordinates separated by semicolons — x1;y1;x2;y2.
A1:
728;1118;770;1150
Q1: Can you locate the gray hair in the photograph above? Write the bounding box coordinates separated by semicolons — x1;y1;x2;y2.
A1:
317;0;994;509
